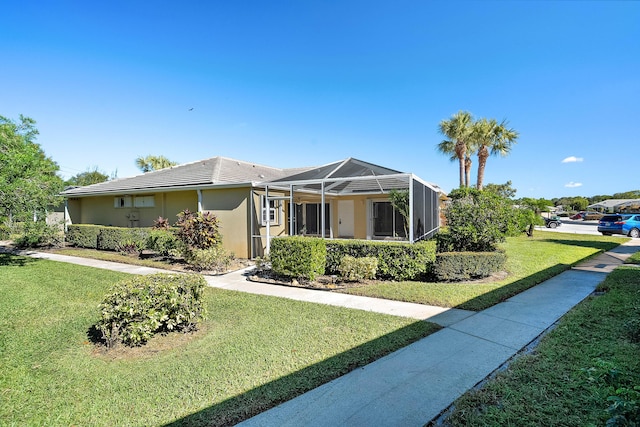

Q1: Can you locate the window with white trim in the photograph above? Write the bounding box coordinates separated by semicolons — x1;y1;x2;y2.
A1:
260;195;280;226
114;196;132;208
134;195;155;208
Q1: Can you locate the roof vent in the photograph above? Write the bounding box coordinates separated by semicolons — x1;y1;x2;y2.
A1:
258;174;265;179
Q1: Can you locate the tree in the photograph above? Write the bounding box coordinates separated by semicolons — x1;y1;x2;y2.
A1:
516;197;549;236
571;197;589;211
0;115;64;224
484;181;517;199
437;111;474;188
135;155;177;173
613;190;640;199
471;118;519;190
66;167;110;187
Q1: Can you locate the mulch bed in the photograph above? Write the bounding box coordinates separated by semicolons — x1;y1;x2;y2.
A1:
247;270;372;291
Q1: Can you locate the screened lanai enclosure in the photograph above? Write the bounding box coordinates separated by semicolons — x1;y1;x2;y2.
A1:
250;158;442;257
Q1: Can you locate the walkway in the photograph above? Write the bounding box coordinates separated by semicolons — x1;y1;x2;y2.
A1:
239;240;640;426
2;239;639;425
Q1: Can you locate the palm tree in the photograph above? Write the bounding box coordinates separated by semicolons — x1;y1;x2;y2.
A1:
472;118;519;190
135;155;178;173
437;111;474;188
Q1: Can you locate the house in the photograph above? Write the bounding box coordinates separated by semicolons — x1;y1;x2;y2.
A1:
61;157;443;258
587;199;640;213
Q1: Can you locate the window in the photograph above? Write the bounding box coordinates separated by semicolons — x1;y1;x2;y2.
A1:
373;201;406;237
261;195;280;226
134;195;155;208
114;196;132;208
293;203;330;235
115;195;155;208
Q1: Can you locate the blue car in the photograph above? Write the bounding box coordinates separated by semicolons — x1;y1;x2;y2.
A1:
598;214;640;237
623;214;640;238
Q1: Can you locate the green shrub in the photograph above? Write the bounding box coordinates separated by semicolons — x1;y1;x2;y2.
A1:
338;255;378;282
66;224;102;248
326;240;436;281
435;230;454;253
96;273;207;348
175;209;221;250
14;220;63;248
146;229;179;256
271;236;326;280
445;188;522;252
434;251;507;281
97;226;150;252
184;246;234;272
0;224;10;240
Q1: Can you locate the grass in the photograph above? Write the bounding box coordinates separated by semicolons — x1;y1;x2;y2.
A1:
625;249;640;264
441;266;640;426
0;254;438;426
341;231;629;311
47;247;183;270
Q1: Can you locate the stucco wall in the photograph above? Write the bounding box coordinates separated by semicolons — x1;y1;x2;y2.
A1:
201;187;251;258
163;191;198;223
69;191;198;228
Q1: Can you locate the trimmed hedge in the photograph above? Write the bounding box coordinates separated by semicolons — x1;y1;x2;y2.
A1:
326;240;436;281
66;225;152;251
434;251;507;282
270;236;327;280
97;226;151;251
66;225;102;248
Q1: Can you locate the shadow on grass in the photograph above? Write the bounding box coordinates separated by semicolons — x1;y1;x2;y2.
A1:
163;321;439;427
454;262;575;311
0;253;39;267
453;238;631;311
538;238;623;252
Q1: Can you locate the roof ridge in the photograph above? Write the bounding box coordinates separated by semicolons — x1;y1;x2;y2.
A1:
217;156;289;172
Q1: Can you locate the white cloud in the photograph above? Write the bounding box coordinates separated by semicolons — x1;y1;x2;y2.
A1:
565;182;583;188
561;156;584;163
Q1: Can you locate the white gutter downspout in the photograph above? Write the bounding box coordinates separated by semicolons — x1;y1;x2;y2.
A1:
289;185;294;236
250;189;254;259
197;189;203;213
321;180;325;238
265;186;270;255
64;199;69;233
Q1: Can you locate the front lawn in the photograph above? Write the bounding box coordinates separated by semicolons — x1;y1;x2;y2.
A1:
342;231;629;311
441;266;640;426
0;254;438;426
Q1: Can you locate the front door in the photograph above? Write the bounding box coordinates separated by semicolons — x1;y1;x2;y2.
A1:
338;200;354;237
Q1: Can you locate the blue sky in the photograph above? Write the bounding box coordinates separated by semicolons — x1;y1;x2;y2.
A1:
2;1;638;199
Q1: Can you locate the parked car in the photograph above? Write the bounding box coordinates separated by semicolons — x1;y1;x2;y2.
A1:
623;214;640;238
582;211;604;221
597;214;640;237
570;212;584;220
544;216;562;228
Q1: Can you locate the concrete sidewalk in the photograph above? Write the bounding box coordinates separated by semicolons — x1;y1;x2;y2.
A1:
2;239;639;425
239;239;640;427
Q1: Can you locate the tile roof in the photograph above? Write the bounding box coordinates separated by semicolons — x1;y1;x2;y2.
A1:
61;156;438;198
62;156;310;196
